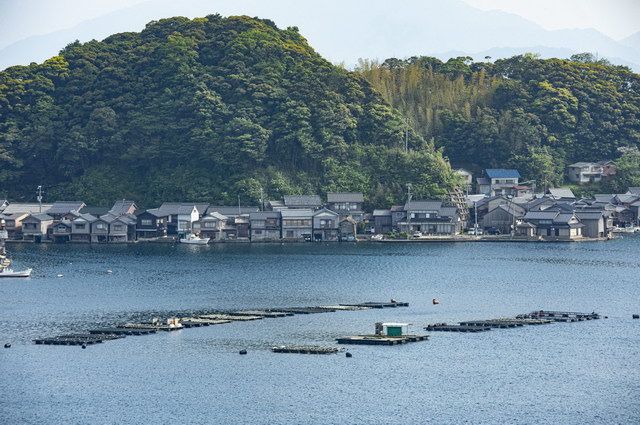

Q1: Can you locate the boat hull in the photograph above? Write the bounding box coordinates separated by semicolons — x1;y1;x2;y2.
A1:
179;239;210;245
0;268;32;278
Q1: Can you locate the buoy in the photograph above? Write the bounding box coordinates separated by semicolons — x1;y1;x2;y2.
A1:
106;269;113;274
432;298;440;305
81;344;87;349
390;298;397;303
345;352;352;358
4;343;10;348
57;274;63;278
239;349;247;355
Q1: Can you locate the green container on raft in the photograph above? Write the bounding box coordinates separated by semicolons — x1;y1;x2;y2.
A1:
386;326;403;337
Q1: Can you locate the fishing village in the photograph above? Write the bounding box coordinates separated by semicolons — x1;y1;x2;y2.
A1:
1;168;640;248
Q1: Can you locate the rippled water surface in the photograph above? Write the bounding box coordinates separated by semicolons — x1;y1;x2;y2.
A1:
1;239;639;424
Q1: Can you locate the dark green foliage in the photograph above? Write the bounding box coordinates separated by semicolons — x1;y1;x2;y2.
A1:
0;15;457;206
358;55;640;188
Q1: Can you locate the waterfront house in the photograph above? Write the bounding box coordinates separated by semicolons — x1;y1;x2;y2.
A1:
135;209;166;239
399;200;461;235
249;211;281;241
47;201;86;220
91;218;110;243
283;195;323;210
372;209;392;234
102;214;136;242
312;208;340;241
154;203;208;236
197;212;228;240
574;211;608;238
0;212;29;239
520;211;583;239
390;205;406;231
280;209;314;241
481;203;526;234
1;203;53;216
71;213;97;242
52;220;72;243
339;217;357;241
326;193;364;221
21;213;53;242
234;215;250;239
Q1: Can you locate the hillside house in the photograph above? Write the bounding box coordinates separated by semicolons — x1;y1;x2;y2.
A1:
281;209;313;241
326;192;364;221
312;208;340;241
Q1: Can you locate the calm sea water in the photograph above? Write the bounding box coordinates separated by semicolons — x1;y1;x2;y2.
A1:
1;239;639;424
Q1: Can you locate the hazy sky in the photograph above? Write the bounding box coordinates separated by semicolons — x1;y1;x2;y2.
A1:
463;0;640;40
0;0;638;48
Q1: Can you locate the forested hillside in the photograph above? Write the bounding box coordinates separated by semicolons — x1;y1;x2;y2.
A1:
358;54;640;189
0;15;457;207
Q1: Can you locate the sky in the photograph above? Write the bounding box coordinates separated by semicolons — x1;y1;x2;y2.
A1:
463;0;640;40
0;0;638;48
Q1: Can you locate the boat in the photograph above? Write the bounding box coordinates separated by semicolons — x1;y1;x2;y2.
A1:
611;224;638;234
0;268;32;278
179;233;210;245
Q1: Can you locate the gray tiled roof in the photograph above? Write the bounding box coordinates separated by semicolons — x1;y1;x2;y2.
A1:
2;203;53;214
524;211;558;220
404;200;442;211
575;211;604;220
548;188;575;199
327;192;364;203
156;203;207;216
280;208;314;218
73;213;98;223
283;195;322;207
372;209;391;216
48;201;86;215
208;206;259;216
109;200;137;216
249;211;280;220
25;213;53;221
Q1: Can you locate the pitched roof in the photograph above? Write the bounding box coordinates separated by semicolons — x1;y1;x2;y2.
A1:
485;169;521;179
109;200;137;216
73;213;98;223
327;192;364;203
372;209;391;216
438;206;458;218
575;211;604;220
404;200;442;211
313;208;339;217
25;213;53;221
476;177;490;185
2;203;53;214
249;211;280;220
207;206;259;216
201;212;228;221
627;187;640;195
568;162;598;168
283;195;322;207
279;208;314;218
155;203;206;216
80;206;111;216
48;201;86;215
523;211;558;220
548;188;576;199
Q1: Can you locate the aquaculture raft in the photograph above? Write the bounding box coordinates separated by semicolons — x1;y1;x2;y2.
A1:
336;335;428;345
271;345;339;354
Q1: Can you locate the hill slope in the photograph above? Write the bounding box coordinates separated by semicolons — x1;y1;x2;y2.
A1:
358;55;640;188
0;15;456;206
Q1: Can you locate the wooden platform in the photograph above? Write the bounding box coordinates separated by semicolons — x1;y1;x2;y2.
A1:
269;307;337;314
198;314;263;321
336;334;428;345
232;310;294;318
88;327;157;336
34;334;124;346
424;324;491;333
271;345;339;354
119;323;183;331
517;310;600;321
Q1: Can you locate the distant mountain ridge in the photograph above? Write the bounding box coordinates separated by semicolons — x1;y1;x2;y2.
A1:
1;0;639;71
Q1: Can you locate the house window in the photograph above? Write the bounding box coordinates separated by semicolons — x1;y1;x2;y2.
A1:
254;230;262;235
204;221;216;228
286;230;294;238
75;223;85;230
113;225;124;231
141;219;152;226
96;223;106;230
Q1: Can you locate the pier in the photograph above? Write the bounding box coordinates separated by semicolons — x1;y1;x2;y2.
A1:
336;335;429;345
425;324;492;333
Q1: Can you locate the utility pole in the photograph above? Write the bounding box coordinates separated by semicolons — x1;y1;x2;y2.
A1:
259;187;264;212
237;194;241;216
36;185;43;213
404;118;409;153
0;218;7;258
474;201;478;233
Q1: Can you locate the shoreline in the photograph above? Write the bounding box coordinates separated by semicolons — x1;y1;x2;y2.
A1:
5;235;614;245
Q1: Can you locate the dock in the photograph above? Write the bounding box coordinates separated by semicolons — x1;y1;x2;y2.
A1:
271;345;339;354
34;334;124;346
517;310;600;322
198;314;264;321
339;301;409;308
336;335;428;345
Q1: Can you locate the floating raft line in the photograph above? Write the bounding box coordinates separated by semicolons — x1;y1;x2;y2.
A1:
336;335;428;346
425;324;491;333
34;301;409;348
271;345;339;354
517;310;600;321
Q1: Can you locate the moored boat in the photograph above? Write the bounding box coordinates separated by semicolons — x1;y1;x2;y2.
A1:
179;233;210;245
0;268;32;278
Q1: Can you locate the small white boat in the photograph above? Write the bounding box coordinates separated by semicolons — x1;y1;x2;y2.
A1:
0;268;32;278
611;225;638;234
179;233;210;245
